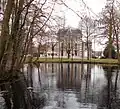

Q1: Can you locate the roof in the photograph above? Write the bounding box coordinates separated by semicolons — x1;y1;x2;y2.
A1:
57;28;82;39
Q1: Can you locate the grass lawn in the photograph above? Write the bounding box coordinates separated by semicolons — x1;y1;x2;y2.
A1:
26;57;119;65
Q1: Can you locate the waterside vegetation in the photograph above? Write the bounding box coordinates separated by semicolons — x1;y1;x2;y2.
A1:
26;57;119;65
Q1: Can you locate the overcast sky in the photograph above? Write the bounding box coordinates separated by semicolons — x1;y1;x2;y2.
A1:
63;0;106;28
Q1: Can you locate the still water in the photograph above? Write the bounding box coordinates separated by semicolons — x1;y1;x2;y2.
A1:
0;63;120;109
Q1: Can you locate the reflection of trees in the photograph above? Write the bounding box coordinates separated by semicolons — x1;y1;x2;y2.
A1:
114;67;119;98
57;63;82;90
57;63;64;90
27;64;33;88
36;64;41;86
11;75;31;109
76;64;92;104
57;63;97;108
3;64;120;109
0;83;11;109
57;63;92;91
99;66;120;109
0;72;32;109
0;64;48;109
84;64;91;104
27;64;47;108
56;63;66;108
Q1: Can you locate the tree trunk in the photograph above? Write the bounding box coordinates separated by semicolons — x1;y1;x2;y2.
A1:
35;44;40;61
114;25;120;63
108;8;113;59
67;42;70;59
67;50;70;59
87;38;89;60
52;43;54;59
10;0;24;71
0;0;14;71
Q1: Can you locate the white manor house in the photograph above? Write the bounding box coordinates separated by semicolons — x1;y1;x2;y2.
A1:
46;28;92;59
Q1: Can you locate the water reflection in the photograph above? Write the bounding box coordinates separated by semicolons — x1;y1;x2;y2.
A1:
98;66;120;109
57;63;83;90
0;63;120;109
0;72;32;109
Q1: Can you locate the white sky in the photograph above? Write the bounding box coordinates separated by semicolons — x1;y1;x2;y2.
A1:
64;0;106;28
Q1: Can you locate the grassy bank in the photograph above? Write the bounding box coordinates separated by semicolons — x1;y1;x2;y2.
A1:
26;57;119;65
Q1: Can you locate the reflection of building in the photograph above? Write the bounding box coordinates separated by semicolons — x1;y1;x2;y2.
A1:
57;63;83;89
24;63;120;109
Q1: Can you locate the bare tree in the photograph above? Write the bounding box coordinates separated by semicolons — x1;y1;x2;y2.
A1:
0;0;57;72
79;15;96;60
112;2;120;63
99;0;120;61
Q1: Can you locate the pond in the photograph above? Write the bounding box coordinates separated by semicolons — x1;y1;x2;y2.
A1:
0;63;120;109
